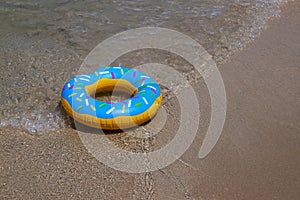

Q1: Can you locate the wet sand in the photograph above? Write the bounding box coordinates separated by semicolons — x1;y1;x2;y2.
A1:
1;1;300;199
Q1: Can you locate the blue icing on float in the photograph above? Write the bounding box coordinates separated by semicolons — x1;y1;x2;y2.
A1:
61;66;162;129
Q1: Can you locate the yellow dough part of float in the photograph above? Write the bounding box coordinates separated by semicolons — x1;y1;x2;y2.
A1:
61;66;162;130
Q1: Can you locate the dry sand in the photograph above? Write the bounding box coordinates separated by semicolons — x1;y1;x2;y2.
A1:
1;1;300;199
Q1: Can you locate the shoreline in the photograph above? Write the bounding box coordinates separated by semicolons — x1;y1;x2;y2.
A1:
1;1;300;199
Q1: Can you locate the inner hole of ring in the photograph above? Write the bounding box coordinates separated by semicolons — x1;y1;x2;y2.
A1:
85;79;138;102
94;87;136;102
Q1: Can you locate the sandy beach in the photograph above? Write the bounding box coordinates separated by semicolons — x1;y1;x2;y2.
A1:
1;1;300;199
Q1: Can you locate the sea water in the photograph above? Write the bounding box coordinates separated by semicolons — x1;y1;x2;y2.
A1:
0;0;288;133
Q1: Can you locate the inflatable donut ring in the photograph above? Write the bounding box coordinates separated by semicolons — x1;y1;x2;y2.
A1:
61;66;162;130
